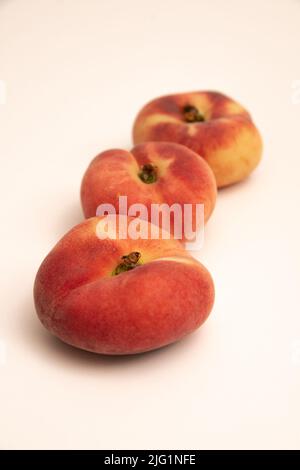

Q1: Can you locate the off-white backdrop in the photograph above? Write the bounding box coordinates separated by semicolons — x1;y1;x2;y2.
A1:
0;0;300;450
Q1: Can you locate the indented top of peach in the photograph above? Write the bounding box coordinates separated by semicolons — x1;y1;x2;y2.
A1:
133;91;251;125
112;251;142;276
182;104;205;123
132;91;262;187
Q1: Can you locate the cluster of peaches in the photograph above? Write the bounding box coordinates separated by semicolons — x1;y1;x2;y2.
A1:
34;91;262;355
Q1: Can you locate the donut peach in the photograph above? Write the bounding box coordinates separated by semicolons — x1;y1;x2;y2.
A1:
81;142;217;241
33;216;215;355
132;91;263;187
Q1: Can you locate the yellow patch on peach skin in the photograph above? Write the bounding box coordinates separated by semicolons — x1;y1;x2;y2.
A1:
205;121;262;187
149;156;174;179
186;93;213;120
187;124;198;137
138;113;180;128
128;145;174;182
125;158;141;181
223;99;249;116
151;256;195;265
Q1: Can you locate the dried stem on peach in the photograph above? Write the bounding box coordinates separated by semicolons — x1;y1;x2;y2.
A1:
183;105;205;123
113;251;141;276
138;163;158;184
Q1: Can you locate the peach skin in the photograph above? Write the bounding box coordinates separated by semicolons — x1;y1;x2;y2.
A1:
34;216;215;355
132;91;263;187
81;142;217;241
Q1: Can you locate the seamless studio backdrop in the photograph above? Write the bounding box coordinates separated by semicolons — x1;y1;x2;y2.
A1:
0;0;300;450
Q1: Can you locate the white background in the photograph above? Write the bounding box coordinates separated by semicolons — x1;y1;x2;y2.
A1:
1;0;300;450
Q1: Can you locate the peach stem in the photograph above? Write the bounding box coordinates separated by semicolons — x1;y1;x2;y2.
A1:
138;164;158;184
112;252;141;276
183;105;205;123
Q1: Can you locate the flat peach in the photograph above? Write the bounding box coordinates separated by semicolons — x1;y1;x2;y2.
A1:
133;91;263;187
34;216;215;355
81;142;217;241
